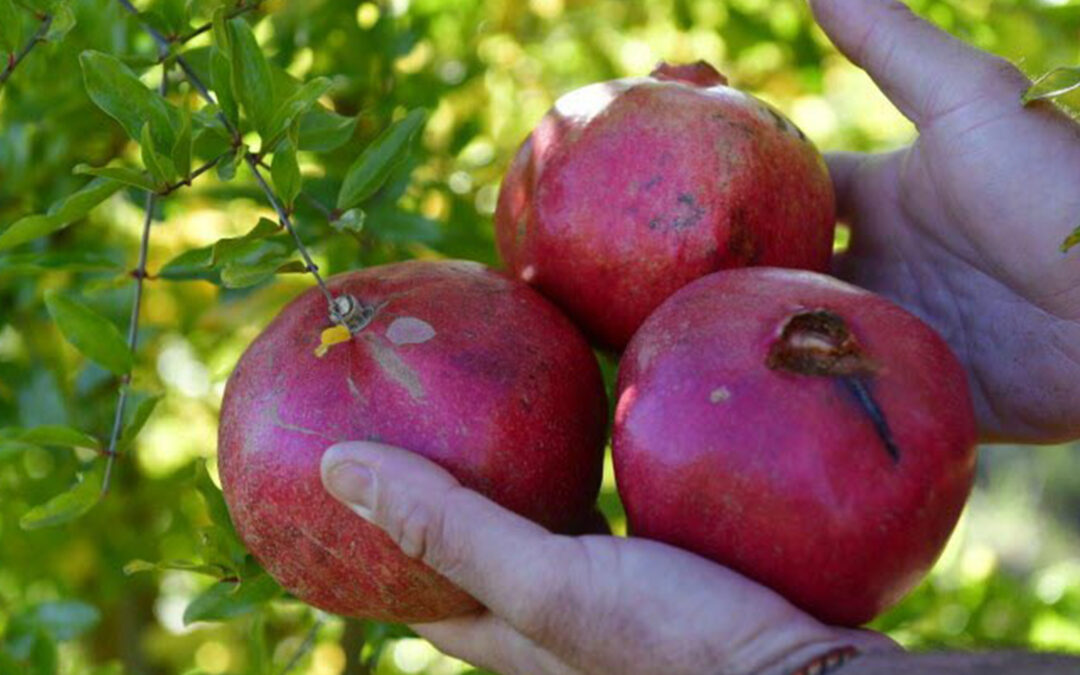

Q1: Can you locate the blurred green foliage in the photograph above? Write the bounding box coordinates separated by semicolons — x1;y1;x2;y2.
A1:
1;0;1078;673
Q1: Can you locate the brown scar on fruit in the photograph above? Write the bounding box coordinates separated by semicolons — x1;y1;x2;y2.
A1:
365;337;426;400
767;310;900;462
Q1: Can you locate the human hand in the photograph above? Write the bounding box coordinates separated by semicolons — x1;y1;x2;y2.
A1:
321;442;894;675
809;0;1080;443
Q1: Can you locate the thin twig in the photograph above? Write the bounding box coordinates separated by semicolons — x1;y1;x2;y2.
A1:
256;158;337;220
245;153;336;307
114;0;347;320
102;62;169;496
0;13;53;88
176;0;263;45
278;617;324;675
158;152;230;195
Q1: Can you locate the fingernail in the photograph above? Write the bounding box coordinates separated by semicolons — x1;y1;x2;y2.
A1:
326;462;376;521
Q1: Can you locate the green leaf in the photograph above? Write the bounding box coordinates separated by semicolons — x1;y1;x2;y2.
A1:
0;440;38;463
197;526;247;572
210;46;239;129
0;0;23;54
220;258;306;288
20;462;104;530
271;141;301;208
1063;225;1080;254
0;178;123;252
337;109;427;210
44;291;133;375
228;17;275;136
183;573;282;625
173;105;193;178
298;106;356;152
19;425;99;449
195;462;237;535
217;146;242;181
0;250;121;275
331;208;365;234
265;77;333;147
211;6;231;53
25;601;101;641
208;218;280;267
117;395;162;453
1023;66;1080;105
43;2;75;42
140;123;176;186
123;559;229;577
80;51;179;150
157;246;215;280
74;164;157;192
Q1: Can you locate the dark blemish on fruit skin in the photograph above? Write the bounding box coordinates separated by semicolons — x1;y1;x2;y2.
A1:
646;193;705;232
840;377;901;463
642;175;662;191
725;206;760;264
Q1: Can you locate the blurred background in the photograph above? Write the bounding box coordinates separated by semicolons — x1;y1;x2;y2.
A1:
1;0;1079;673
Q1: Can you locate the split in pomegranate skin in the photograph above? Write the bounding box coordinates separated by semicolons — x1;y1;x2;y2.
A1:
496;61;835;350
218;260;608;623
613;268;977;626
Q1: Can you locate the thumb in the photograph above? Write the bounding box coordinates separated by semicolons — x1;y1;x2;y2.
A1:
320;441;569;624
808;0;1029;127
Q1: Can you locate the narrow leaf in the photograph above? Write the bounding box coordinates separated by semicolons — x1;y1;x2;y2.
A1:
124;559;229;577
271;141;301;208
217;146;242;181
266;77;332;147
141;123;175;186
183;573;282;624
74;164;157;192
298;106;356;152
80;51;179;150
210;46;239;129
19;425;99;449
1063;225;1080;254
117;395;162;452
0;250;121;275
158;246;215;280
195;462;237;535
44;291;133;375
43;3;75;42
220;258;306;288
1023;66;1080;105
228;18;275;136
0;178;122;252
20;462;104;530
337;109;427;210
209;218;281;267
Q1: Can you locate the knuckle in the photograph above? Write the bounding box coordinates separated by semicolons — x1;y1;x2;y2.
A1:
390;498;436;559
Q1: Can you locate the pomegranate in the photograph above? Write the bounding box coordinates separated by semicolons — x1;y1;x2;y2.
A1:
613;268;977;626
218;260;607;622
496;61;835;350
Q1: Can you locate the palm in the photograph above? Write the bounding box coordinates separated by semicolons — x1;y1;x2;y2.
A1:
816;4;1080;443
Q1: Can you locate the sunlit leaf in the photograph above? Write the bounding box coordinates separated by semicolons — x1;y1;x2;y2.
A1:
74;163;157;192
80;50;178;150
0;250;121;275
43;2;75;42
172;104;193;178
220;258;307;288
182;573;282;625
331;207;366;234
140;123;176;186
44;291;132;375
123;559;230;578
210;45;239;129
195;461;237;535
337;109;427;210
1023;66;1080;105
20;462;104;530
228;17;274;136
0;178;122;251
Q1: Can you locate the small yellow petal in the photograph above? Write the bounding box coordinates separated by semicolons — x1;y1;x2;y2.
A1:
315;325;353;358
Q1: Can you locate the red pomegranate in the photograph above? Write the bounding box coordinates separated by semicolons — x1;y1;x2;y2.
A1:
496;61;835;350
218;260;607;622
613;268;977;626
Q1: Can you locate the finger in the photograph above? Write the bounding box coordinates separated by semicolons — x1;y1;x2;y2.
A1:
320;441;573;629
823;151;867;223
413;612;579;675
808;0;1030;126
